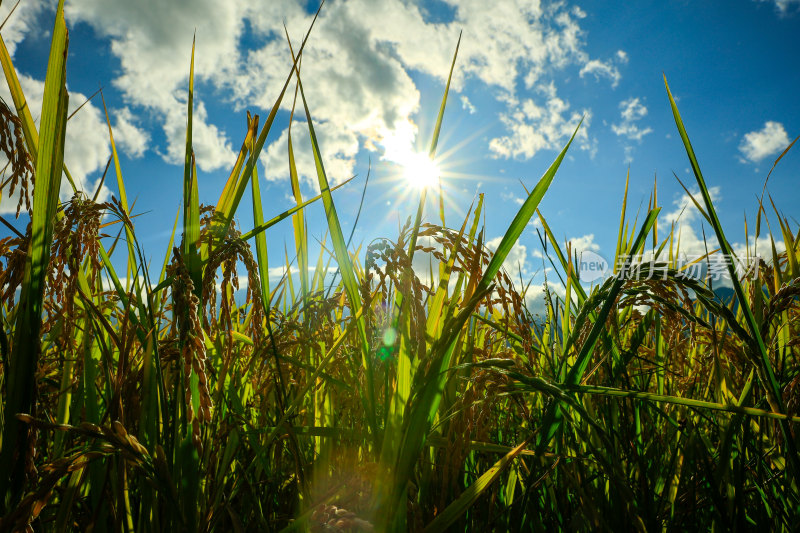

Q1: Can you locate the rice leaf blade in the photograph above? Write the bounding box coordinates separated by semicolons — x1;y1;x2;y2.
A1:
0;0;69;510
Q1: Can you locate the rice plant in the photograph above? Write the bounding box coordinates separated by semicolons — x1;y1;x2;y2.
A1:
0;3;799;532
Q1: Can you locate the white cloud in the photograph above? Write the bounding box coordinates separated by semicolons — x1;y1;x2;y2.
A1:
486;235;528;276
660;186;784;287
528;234;600;265
611;97;652;163
268;265;299;279
755;0;800;13
113;107;149;159
5;0;622;192
489;85;591;160
161;99;235;170
525;279;571;316
460;95;476;114
663;186;721;259
501;190;524;205
64;0;245;171
266;264;337;281
567;234;600;254
0;74;111;215
263;121;359;190
259;0;610;172
579;59;621;88
544;279;567;300
612;97;652;141
731;235;786;265
579;47;627;87
0;1;46;57
97;0;422;179
738;121;790;163
486;233;558;314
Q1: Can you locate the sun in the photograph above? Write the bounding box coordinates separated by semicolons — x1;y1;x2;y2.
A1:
401;152;441;190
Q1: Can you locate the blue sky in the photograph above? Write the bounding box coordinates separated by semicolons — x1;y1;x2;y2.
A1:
1;0;799;308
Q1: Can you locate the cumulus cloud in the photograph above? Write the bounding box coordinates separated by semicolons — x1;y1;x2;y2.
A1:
579;59;621;88
263;121;359;189
611;97;652;163
501;190;524;206
62;0;426;177
161;100;235;170
663;186;722;259
738;121;790;163
0;1;46;57
489;84;591;160
567;234;600;254
579;47;627;87
755;0;800;13
486;234;552;313
524;233;605;313
5;0;625;197
612;97;652;141
265;0;612;173
64;0;246;171
530;233;599;263
486;235;529;277
662;186;784;287
525;279;577;316
0;74;111;215
460;95;476;114
731;235;786;263
488;231;603;313
113;107;150;159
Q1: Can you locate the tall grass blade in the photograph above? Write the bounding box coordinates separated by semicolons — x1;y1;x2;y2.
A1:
409;32;461;256
381;119;583;531
176;38;203;533
182;36;201;294
664;77;800;478
422;436;532;532
248;113;270;304
296;75;377;439
0;0;69;511
208;5;324;245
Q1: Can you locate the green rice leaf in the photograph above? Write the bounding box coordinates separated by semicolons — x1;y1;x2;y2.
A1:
422;435;532;533
0;0;69;510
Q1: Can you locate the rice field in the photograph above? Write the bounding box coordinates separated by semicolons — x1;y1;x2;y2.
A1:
1;3;799;532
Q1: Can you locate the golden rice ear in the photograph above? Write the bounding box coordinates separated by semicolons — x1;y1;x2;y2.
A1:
0;98;35;217
169;245;214;454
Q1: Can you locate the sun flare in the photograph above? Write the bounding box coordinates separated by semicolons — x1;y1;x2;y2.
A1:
401;152;441;190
